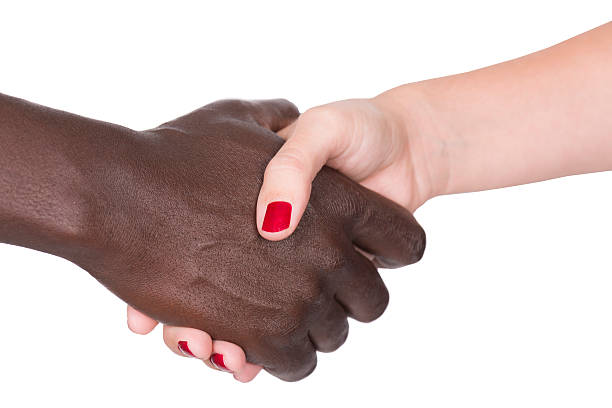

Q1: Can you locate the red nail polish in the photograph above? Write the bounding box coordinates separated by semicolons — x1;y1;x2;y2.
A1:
178;341;195;357
262;201;292;232
210;353;230;371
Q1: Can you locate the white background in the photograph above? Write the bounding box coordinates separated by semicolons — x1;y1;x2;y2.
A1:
1;1;611;407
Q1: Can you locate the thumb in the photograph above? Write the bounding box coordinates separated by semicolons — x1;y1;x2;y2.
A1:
256;110;343;241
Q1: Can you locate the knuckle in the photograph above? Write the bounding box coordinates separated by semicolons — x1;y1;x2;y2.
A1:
271;98;299;115
320;247;348;271
261;335;318;382
272;313;303;338
218;99;252;110
266;281;326;338
205;99;254;117
301;108;345;149
305;236;347;271
316;321;349;353
276;351;317;382
355;285;389;323
300;106;345;132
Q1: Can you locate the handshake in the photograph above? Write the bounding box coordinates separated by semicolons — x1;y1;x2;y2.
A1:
0;95;426;382
88;99;426;381
3;23;608;386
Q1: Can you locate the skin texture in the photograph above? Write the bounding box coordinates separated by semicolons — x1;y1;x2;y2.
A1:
255;22;612;239
132;22;612;382
0;94;426;381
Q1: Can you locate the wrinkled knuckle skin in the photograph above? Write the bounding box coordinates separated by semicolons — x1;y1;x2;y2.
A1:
311;166;364;220
300;106;345;133
265;146;310;176
77;97;407;382
256;286;327;341
311;244;347;273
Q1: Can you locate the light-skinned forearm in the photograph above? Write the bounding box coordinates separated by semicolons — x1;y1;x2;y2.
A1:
378;22;612;198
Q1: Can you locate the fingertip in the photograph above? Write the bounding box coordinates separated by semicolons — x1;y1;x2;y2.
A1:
256;126;331;242
163;326;213;360
233;363;263;383
351;193;427;268
256;184;311;242
210;340;247;372
257;199;302;241
126;305;158;335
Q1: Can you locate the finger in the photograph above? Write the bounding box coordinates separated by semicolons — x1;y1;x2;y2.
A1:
334;249;389;323
126;305;158;335
205;99;300;132
205;340;245;373
308;302;349;353
201;341;263;382
162;325;213;360
247;99;300;132
351;188;426;268
261;338;317;382
257;109;344;241
157;99;299;134
277;120;297;140
233;362;263;383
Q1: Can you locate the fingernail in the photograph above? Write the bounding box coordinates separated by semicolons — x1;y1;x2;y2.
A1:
210;353;231;372
262;201;292;232
178;341;195;358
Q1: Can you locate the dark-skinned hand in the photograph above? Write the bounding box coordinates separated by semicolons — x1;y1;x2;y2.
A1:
0;96;425;381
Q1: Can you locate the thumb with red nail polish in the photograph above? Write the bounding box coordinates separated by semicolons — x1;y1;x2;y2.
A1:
262;201;292;232
256;111;335;242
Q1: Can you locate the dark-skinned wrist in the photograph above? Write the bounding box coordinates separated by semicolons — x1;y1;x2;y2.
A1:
0;92;139;263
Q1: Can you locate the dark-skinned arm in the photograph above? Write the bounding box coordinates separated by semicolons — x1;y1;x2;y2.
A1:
0;92;138;261
0;93;425;381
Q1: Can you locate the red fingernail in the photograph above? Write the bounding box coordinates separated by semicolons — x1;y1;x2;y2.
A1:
210;353;230;372
262;201;292;232
178;341;195;357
